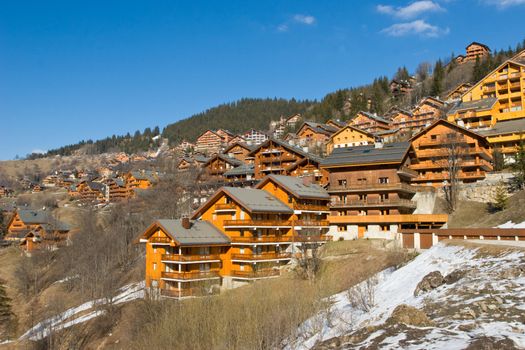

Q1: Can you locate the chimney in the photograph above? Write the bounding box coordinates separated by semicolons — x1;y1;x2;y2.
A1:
374;141;384;149
181;217;191;229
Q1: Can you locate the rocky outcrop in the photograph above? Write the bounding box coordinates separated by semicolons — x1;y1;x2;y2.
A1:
387;304;434;327
414;271;444;296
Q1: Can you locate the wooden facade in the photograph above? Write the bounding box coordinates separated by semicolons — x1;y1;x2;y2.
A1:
195;130;225;155
409;120;493;185
223;142;254;163
349;111;391;134
326;125;376;154
465;42;490;62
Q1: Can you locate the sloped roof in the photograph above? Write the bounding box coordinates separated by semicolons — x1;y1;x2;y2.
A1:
299;121;339;136
321;142;411;167
247;137;323;163
410;119;489;146
478;118;525;137
130;170;158;182
155;219;230;245
17;210;50;224
466;42;490;51
221;187;293;213
258;175;329;200
329;125;377;141
447;97;497;115
223;164;255;176
354;111;390;125
223;142;256;154
204;154;244;167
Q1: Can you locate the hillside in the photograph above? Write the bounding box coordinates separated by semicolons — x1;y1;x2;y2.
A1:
292;241;525;349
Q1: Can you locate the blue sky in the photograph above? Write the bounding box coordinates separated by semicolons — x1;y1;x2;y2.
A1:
1;0;524;160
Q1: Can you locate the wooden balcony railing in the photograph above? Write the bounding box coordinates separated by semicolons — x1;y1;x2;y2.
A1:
260;155;297;163
231;236;293;243
397;166;418;177
150;237;171;244
231;252;292;260
328;183;416;193
161;254;221;262
161;270;220;280
215;203;236;210
294;220;330;227
509;72;521;79
331;198;416;208
293;203;330;211
224;220;292;227
231;269;280;278
295;235;331;242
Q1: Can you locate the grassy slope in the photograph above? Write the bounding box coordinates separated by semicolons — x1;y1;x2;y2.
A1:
448;190;525;228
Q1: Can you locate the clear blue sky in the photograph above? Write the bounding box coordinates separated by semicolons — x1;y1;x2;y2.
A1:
1;0;524;160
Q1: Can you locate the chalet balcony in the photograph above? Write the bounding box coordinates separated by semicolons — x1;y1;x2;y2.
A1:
294;220;330;227
412;171;486;182
497;74;508;81
293;203;330;212
161;270;220;281
510;82;521;89
161;254;221;263
397;166;418;178
331;198;416;209
497;84;508;91
261;149;283;155
230;269;280;279
231;252;292;261
214;203;237;211
150;237;172;244
259;155;297;163
224;220;293;228
417;136;467;147
483;86;496;93
509;72;522;79
231;236;293;244
208;169;225;175
415;147;491;160
261;167;285;173
328;183;416;194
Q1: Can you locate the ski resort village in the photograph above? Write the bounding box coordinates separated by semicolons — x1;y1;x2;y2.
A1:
2;9;525;348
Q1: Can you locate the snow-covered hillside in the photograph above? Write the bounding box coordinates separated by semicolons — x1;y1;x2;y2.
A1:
290;243;525;349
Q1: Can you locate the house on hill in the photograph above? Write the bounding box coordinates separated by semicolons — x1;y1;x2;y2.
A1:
223;142;255;163
202;154;244;183
409;119;493;186
242;129;269;145
447;51;525;158
5;209;71;251
465;42;491;62
326;125;377;154
321;142;446;240
349;111;391;134
291;122;339;148
445;83;473;102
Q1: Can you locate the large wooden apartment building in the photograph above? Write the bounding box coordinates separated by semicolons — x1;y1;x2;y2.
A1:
326;125;377;154
409;120;493;185
5;209;71;251
465;42;491;62
349;111;391;134
447;51;525;160
321;142;447;240
139;175;330;298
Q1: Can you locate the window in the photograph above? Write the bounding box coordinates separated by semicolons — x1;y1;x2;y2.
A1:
338;179;347;186
153;262;157;271
431;135;437;140
358;194;367;201
379;177;389;184
153;248;157;254
288;195;293;204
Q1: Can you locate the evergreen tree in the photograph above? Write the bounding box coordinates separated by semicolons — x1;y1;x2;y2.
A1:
430;59;444;97
492;181;508;211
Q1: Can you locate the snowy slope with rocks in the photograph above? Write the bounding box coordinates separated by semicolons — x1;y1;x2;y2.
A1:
289;243;525;350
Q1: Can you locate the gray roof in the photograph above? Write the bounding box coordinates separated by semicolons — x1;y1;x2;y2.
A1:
223;164;255;177
194;155;210;163
16;210;70;231
447;97;497;115
222;187;293;213
322;142;410;167
263;175;330;200
355;111;390;124
18;209;51;224
131;170;158;182
156;219;230;245
301;122;339;135
249;138;323;164
477;118;525;137
206;154;244;167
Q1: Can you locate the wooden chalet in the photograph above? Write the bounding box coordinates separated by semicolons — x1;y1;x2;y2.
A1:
445;83;473;102
294;122;339;147
322;142;447;240
409;119;493;185
195;130;225;155
5;209;71;251
202;154;244;183
349;111;391;134
465;42;490;62
247;138;324;182
76;180;107;203
326;125;377;154
223;142;255;163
